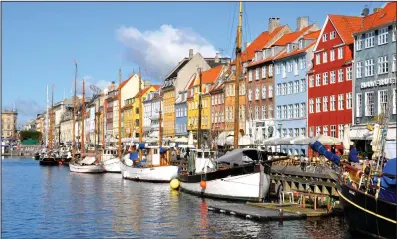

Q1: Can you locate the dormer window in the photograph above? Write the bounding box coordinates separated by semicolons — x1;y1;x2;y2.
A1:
287;44;291;53
271;47;275;56
322;34;328;42
263;50;266;59
299;40;304;49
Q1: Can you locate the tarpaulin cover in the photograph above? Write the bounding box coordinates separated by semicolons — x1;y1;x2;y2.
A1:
138;143;145;150
160;147;167;153
310;141;341;165
129;152;139;161
379;158;397;203
348;148;359;163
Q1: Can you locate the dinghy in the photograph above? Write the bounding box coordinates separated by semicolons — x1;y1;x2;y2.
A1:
69;155;105;173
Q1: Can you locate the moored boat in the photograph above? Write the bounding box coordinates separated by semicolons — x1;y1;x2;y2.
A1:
102;148;121;173
69;156;105;173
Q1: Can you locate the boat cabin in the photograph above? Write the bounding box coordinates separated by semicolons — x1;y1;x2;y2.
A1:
187;149;217;174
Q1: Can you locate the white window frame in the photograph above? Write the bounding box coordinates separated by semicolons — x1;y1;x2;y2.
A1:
309;75;314;88
300;79;305;92
262;85;267;99
276;106;281;119
276;84;281;96
262;105;266;120
255;87;260;100
322;33;328;42
300;103;305;117
346;67;352;81
315;74;321;86
309;127;314;137
338;47;343;59
330;70;336;84
323;51;328;63
294;59;299;75
316;97;321;113
294;103;299;118
356;35;363;51
288;105;293;119
393;88;396;114
338;69;344;82
393;54;396;72
365;31;375;48
323;96;328;112
248;70;253;81
365;59;374;77
378;90;388;115
268;85;273;98
378;27;388;45
287;82;293;95
294;80;299;94
316;54;320;65
330;31;336;39
365;91;374;116
356;93;362;117
323;72;328;85
316;126;321;136
338;124;344;139
255;68;260;80
338;94;344;110
323;125;329;136
269;65;273;77
262;66;267;78
309;99;314;113
330;95;336;111
356;61;362;78
330;125;336;138
275;64;280;75
330;49;335;61
346;92;352;109
378;56;389;74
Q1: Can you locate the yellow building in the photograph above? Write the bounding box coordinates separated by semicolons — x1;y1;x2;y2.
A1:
187;66;225;144
161;88;175;138
122;99;133;138
129;85;161;138
2;109;18;139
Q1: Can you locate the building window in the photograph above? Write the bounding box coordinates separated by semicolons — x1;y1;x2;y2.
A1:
282;105;287;119
316;54;320;65
288;128;293;137
323;72;328;85
378;56;389;74
262;106;266;120
338;47;343;59
379;90;388;115
288;82;293;95
301;128;306;136
268;86;273;98
323;51;328;63
287;61;293;72
365;91;374;116
392;54;396;72
262;85;267;99
282;62;287;78
276;84;281;96
282;129;287;137
249;70;253;81
269;65;273;77
255;68;260;80
323;96;328;112
356;35;363;50
248;89;252;101
277;106;281;119
323;126;329;136
316;126;321;136
356;93;362;117
356;61;362;78
330;49;335;61
262;66;267;78
316;74;321;86
300;79;305;92
330;125;336;137
309;99;314;113
300;103;305;117
365;59;374;76
346;92;352;109
275;64;280;75
299;58;303;69
294;80;299;93
309;127;314;137
294;104;299;118
393;89;396;114
338;124;344;139
294;128;299;137
299;40;304;49
294;59;299;75
393;25;396;42
282;83;287;95
330;31;336;39
365;31;375;48
338;69;344;82
288;105;293;119
330;71;336;84
378;27;388;45
255;87;260;100
330;95;336;111
309;75;314;88
316;97;321;113
338;94;344;110
346;67;352;81
301;56;306;69
322;34;328;42
255;106;259;120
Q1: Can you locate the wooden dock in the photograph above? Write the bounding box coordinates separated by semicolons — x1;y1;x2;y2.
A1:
207;203;307;222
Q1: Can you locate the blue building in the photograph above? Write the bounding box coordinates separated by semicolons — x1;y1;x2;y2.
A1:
273;30;319;156
175;91;188;138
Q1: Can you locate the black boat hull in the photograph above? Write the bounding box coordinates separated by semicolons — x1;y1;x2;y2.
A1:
339;184;396;239
39;158;59;166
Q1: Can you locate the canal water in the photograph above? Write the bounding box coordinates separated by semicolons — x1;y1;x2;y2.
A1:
2;157;352;238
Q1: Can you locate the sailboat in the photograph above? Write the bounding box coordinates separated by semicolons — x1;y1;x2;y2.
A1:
177;2;280;202
69;62;105;173
40;84;59;166
102;69;123;173
120;68;179;182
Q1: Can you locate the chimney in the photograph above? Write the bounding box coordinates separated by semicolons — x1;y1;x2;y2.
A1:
373;8;382;13
215;52;220;63
245;42;251;50
189;49;194;59
268;17;280;33
296;16;309;31
361;8;369;17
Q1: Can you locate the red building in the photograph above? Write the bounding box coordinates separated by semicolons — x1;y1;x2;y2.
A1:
308;14;362;140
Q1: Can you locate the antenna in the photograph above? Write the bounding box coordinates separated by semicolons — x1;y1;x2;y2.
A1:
218;48;225;56
89;85;103;96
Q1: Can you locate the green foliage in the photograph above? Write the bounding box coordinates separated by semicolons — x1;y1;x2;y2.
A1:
19;130;42;141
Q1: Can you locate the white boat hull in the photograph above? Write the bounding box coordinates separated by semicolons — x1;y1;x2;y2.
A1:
120;161;179;182
180;172;270;202
69;163;105;173
103;158;121;173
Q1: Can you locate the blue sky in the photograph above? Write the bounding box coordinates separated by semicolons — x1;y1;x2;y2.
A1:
3;1;377;125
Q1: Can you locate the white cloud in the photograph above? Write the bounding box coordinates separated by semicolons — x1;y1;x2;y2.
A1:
116;24;218;79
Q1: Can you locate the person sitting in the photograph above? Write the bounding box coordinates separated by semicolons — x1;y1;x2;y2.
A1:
348;145;359;163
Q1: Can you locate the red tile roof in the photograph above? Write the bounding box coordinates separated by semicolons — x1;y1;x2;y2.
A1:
272;25;314;46
118;72;138;90
135;85;161;98
273;41;316;61
232;25;287;64
354;2;396;34
328;15;362;44
189;65;224;89
303;30;321;39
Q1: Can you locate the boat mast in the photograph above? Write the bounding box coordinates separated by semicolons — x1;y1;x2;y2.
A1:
49;84;54;150
72;61;77;158
45;85;49;147
118;68;122;158
234;2;243;149
197;67;202;149
159;91;163;147
139;67;143;160
81;79;85;153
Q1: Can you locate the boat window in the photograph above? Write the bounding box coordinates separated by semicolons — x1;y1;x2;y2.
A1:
210;152;216;158
154;149;158;154
204;152;210;158
197;152;203;158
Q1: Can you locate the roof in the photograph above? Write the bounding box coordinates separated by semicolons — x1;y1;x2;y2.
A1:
274;41;316;61
303;30;321;39
272;24;314;46
328;14;362;45
188;65;224;90
232;25;287;64
135;85;161;98
353;2;396;35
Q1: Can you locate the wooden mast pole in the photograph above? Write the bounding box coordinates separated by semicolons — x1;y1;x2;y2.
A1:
234;2;243;149
72;61;77;158
139;67;143;160
197;67;202;149
159;92;163;147
81;79;85;153
118;68;122;158
49;84;54;150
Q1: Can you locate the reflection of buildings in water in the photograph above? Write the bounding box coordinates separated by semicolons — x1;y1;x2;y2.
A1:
42;167;53;225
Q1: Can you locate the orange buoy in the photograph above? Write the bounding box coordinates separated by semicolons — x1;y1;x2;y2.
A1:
200;180;206;189
58;161;63;165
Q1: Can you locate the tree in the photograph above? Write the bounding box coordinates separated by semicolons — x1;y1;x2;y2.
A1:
19;130;42;141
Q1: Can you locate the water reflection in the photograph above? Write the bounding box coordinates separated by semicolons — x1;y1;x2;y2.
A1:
2;159;352;239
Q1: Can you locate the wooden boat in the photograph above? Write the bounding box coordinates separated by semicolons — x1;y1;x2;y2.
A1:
102;148;120;173
69;155;105;173
39;152;59;166
120;145;179;182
